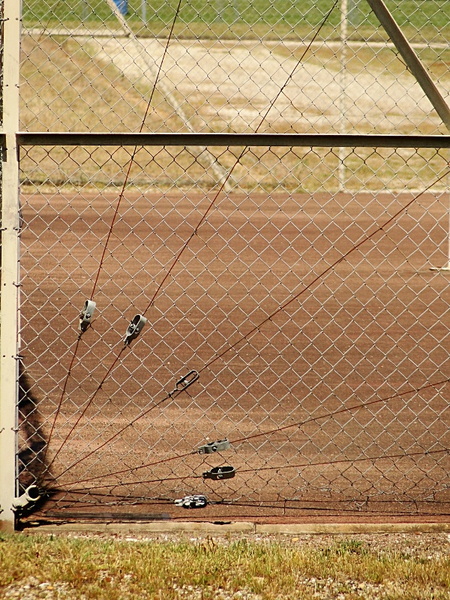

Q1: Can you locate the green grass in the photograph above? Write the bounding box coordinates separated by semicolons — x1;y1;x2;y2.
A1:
1;533;450;599
21;0;450;42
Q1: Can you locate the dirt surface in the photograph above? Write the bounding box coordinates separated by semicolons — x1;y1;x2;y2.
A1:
18;188;450;525
91;36;441;134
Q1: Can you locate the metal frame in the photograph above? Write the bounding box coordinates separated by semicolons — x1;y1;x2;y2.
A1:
2;0;450;530
0;0;22;532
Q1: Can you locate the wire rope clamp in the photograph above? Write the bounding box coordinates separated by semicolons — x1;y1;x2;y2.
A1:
176;370;199;391
169;370;199;397
198;439;231;454
79;299;96;332
124;314;147;345
174;494;208;509
203;466;235;481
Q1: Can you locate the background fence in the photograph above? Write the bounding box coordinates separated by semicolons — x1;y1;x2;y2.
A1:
7;0;450;523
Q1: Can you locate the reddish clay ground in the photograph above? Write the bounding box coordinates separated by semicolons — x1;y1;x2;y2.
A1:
18;190;450;524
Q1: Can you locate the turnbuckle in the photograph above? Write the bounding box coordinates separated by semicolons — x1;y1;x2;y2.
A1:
174;494;208;509
203;466;235;481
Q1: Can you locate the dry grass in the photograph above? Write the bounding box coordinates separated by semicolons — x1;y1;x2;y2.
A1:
19;29;450;197
1;532;450;599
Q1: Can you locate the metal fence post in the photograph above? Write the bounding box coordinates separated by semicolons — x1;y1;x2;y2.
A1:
0;0;21;532
365;0;450;132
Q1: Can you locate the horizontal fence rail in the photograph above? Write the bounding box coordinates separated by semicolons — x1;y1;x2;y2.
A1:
15;133;450;148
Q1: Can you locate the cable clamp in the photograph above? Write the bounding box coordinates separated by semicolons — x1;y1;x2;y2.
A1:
169;370;199;397
198;439;230;454
124;314;147;345
203;466;235;481
174;494;208;509
79;299;96;332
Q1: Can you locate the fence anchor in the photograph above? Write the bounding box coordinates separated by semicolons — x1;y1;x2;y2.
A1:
12;485;41;512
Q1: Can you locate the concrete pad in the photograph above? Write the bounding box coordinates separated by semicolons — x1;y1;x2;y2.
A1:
23;521;450;536
256;522;450;535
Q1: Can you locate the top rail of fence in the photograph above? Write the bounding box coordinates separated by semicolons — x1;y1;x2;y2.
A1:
14;132;450;148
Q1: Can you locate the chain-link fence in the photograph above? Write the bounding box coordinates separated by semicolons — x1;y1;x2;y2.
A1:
21;0;450;136
12;0;450;522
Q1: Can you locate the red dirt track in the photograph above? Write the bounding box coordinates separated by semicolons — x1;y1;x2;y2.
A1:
18;190;450;524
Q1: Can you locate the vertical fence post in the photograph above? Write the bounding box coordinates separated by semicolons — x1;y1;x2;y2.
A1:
338;0;349;192
0;0;21;532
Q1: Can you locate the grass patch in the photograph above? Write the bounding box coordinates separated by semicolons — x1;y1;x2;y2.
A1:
22;0;450;43
1;533;450;599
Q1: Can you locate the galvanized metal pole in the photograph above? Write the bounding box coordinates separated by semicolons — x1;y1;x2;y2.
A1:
365;0;450;132
366;0;450;271
338;0;350;192
0;0;21;532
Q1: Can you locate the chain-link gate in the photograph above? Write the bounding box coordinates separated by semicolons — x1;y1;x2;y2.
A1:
8;0;450;524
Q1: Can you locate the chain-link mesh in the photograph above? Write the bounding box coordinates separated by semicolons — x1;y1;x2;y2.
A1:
15;0;450;520
18;143;450;519
21;1;450;135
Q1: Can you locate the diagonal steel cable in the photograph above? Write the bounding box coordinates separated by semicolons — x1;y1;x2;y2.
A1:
55;375;450;488
41;0;184;467
51;447;450;494
44;0;341;484
139;0;341;317
199;169;450;374
47;166;450;484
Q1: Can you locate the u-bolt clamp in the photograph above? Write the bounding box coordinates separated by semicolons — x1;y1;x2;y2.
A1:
79;299;96;332
12;485;41;511
124;314;147;345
